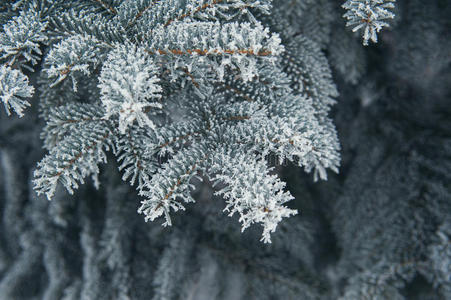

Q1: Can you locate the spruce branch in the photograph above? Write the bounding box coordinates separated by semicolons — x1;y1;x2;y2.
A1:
0;65;33;117
50;9;125;43
115;126;158;187
343;0;396;45
116;120;205;188
209;147;297;243
98;43;162;133
145;21;283;81
163;0;272;26
138;142;209;226
44;34;109;91
115;0;159;30
34;103;114;199
0;6;47;69
13;0;341;243
41;102;107;149
122;0;272;31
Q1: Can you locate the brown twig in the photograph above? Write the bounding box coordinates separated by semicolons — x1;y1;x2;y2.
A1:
126;0;160;28
162;154;208;201
55;131;110;177
93;0;117;15
146;48;272;56
182;68;200;88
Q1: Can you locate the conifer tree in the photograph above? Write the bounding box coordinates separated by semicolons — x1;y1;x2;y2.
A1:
2;1;450;300
1;0;348;243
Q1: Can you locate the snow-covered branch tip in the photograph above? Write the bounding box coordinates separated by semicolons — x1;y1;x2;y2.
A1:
343;0;396;45
0;65;33;117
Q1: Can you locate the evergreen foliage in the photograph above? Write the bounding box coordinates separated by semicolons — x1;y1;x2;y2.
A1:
1;1;450;299
342;0;396;45
1;0;349;242
0;65;34;117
